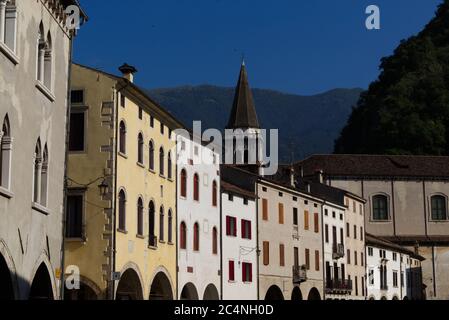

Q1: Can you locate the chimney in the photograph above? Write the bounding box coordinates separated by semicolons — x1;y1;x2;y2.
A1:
316;169;324;184
119;63;137;83
290;167;295;188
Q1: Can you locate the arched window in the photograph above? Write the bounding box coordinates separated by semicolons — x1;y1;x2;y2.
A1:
137;198;143;236
33;139;42;203
212;180;217;207
372;195;389;221
193;222;200;251
40;145;48;207
244;136;249;164
44;32;52;89
180;169;187;198
431;195;447;221
193;173;199;201
0;0;17;52
37;22;45;82
159;147;165;176
167;151;172;180
137;133;144;164
159;206;165;242
212;227;218;255
149;201;156;247
118;190;126;231
149;140;154;171
0;115;12;189
168;209;173;243
119;121;126;154
180;222;187;250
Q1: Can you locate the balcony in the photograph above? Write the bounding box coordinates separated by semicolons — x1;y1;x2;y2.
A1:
332;243;345;259
326;279;353;294
292;225;300;240
149;235;158;248
292;265;307;284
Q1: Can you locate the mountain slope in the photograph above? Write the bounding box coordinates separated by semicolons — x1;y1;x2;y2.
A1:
147;86;362;162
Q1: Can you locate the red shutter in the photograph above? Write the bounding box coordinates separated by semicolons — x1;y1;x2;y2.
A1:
248;221;252;240
249;263;253;282
226;216;230;236
233;218;237;236
229;261;235;281
241;220;244;238
242;263;245;282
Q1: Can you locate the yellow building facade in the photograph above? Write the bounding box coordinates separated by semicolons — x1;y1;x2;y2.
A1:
64;63;181;300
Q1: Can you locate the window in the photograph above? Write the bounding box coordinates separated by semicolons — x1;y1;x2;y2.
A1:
137;198;143;236
305;249;310;270
119;121;126;154
159;206;165;242
347;249;351;264
393;271;398;288
228;194;233;201
279;244;285;267
315;250;320;271
168;209;173;243
372;195;389;221
0;115;12;189
37;23;53;89
229;261;235;281
346;223;350;237
262;198;268;221
304;211;309;230
393;253;397;261
241;220;252;239
0;0;17;52
243;198;248;205
118;190;126;231
137;133;144;164
167;152;172;179
69;111;85;152
431;195;447;221
150;115;154;128
149;141;155;170
180;222;187;249
120;93;126;108
368;269;374;286
71;90;84;105
212;180;217;207
242;263;252;282
263;242;270;266
368;247;374;256
354;250;358;266
314;213;319;233
138;107;143;120
159;147;165;176
180;169;187;198
66;193;84;239
355;276;359;296
324;225;329;243
401;272;405;288
226;216;237;237
293;208;298;226
193;223;200;251
324;209;328;216
212;227;218;254
360;227;364;241
33;140;42;203
278;203;284;224
160;123;164;135
193;173;199;201
148;201;156;246
354;225;357;239
361;252;364;266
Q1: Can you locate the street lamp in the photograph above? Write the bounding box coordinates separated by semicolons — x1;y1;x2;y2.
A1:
98;179;109;196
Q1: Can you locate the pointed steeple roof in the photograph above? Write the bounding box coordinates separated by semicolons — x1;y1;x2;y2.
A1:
226;62;260;129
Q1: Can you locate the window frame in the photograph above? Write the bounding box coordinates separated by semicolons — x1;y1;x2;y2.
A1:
430;194;448;221
372;194;390;222
65;188;86;240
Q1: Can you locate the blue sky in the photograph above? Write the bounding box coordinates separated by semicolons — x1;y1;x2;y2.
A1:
74;0;443;95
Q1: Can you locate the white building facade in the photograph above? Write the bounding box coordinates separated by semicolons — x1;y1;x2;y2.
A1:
366;234;424;300
177;135;221;300
221;180;257;300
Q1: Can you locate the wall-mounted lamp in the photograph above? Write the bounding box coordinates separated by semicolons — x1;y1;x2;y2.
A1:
98;179;109;196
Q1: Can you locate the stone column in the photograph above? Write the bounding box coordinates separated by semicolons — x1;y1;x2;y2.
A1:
0;0;7;43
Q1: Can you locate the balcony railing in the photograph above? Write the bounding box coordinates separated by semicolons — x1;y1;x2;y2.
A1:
292;265;307;284
326;279;353;293
332;243;345;259
380;284;389;291
149;235;158;248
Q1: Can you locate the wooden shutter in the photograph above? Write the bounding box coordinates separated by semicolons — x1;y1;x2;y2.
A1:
315;250;320;271
248;221;252;240
229;261;235;281
249;263;253;282
305;249;310;270
233;218;237;236
314;213;319;233
304;211;309;230
262;199;268;221
280;244;285;267
278;203;284;224
263;241;270;266
226;216;230;236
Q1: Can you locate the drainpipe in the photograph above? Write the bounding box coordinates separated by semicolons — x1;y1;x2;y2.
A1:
60;34;74;301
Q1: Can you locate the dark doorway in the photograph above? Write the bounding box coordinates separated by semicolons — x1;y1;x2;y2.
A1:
180;283;199;300
29;263;54;300
0;254;14;300
116;269;143;300
149;272;173;300
307;287;321;301
203;284;219;300
291;287;303;301
265;285;284;301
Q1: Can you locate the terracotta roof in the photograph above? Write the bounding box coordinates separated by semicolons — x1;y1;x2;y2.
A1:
297;154;449;178
226;63;260;129
366;234;425;261
221;181;256;199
